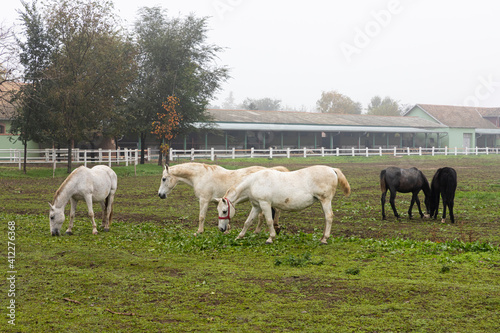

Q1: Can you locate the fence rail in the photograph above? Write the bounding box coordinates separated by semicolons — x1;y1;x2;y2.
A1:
2;147;499;168
0;148;139;169
169;146;500;161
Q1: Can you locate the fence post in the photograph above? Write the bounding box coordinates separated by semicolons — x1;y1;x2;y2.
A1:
419;147;422;156
124;148;128;166
321;147;325;157
269;147;273;159
84;151;88;167
211;147;215;161
393;147;397;156
232;147;236;159
108;150;112;167
304;147;307;158
250;147;254;158
287;147;290;158
336;147;340;156
379;147;382;156
444;146;448;156
454;147;457;156
475;147;478;155
351;147;355;157
432;146;435;156
365;147;369;157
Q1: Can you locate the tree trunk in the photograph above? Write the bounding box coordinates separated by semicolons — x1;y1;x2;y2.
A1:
23;141;27;174
140;132;146;165
158;139;163;166
67;139;73;173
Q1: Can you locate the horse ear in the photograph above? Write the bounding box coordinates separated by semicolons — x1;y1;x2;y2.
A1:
164;164;169;173
48;202;54;209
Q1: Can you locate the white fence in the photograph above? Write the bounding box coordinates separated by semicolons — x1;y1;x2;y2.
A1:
169;146;500;161
0;148;139;169
2;147;498;167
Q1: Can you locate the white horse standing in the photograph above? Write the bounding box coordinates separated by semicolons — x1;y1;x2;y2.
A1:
49;165;117;236
157;162;288;235
217;165;351;244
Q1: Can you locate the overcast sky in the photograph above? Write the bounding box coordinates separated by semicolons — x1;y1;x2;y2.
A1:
3;0;500;111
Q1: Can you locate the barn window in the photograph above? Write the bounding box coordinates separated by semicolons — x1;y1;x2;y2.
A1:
0;124;5;134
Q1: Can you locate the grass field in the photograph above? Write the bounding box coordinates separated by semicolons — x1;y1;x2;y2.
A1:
1;155;499;332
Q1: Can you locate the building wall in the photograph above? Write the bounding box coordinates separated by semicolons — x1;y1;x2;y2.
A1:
0;120;39;150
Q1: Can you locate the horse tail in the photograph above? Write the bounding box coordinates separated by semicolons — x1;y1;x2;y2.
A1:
380;170;387;193
333;168;351;197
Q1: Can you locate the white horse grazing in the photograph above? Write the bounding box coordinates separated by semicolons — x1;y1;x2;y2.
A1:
49;165;117;236
217;165;351;244
157;162;289;235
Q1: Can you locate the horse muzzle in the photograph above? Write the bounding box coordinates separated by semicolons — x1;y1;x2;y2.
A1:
51;229;60;236
158;193;167;199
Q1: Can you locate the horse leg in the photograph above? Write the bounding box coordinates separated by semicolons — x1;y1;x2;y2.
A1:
254;213;265;233
259;202;276;244
447;197;455;223
84;195;98;235
236;206;261;240
255;208;279;234
412;192;424;218
195;199;210;236
104;191;115;231
66;198;77;235
388;190;400;219
273;208;281;235
381;190;388;220
100;201;107;228
319;200;334;245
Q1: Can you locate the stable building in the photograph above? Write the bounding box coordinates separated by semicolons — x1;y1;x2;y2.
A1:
172;106;500;151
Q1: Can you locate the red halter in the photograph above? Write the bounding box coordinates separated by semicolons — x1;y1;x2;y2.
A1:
218;198;232;221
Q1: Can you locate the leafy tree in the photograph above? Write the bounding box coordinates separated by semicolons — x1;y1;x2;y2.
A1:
41;0;136;172
127;7;229;164
367;96;401;116
151;95;182;164
316;90;362;114
241;97;281;111
9;0;54;173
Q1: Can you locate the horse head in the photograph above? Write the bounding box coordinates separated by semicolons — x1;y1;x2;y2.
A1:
217;197;235;232
48;203;65;236
158;165;177;199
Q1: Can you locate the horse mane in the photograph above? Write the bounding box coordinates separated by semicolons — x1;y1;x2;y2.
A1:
170;163;221;179
53;167;83;203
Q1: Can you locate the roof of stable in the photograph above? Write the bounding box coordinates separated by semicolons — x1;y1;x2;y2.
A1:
412;104;499;129
203;109;446;133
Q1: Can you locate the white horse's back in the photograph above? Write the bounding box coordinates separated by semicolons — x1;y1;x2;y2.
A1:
242;165;349;211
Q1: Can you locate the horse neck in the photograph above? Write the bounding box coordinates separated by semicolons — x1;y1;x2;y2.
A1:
226;182;249;204
421;178;431;197
168;164;199;187
53;177;76;208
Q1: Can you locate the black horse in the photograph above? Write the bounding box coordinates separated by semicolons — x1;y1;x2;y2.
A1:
429;167;457;223
380;167;431;220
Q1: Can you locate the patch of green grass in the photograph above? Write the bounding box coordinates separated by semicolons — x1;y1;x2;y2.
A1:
2;155;500;332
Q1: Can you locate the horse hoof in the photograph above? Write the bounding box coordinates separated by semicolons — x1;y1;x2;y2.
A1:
320;242;328;246
104;228;110;232
265;241;273;245
92;231;98;235
65;231;73;236
441;219;446;224
275;226;281;235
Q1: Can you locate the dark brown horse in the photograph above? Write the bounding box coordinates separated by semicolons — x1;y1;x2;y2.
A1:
380;167;431;220
429;167;457;223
